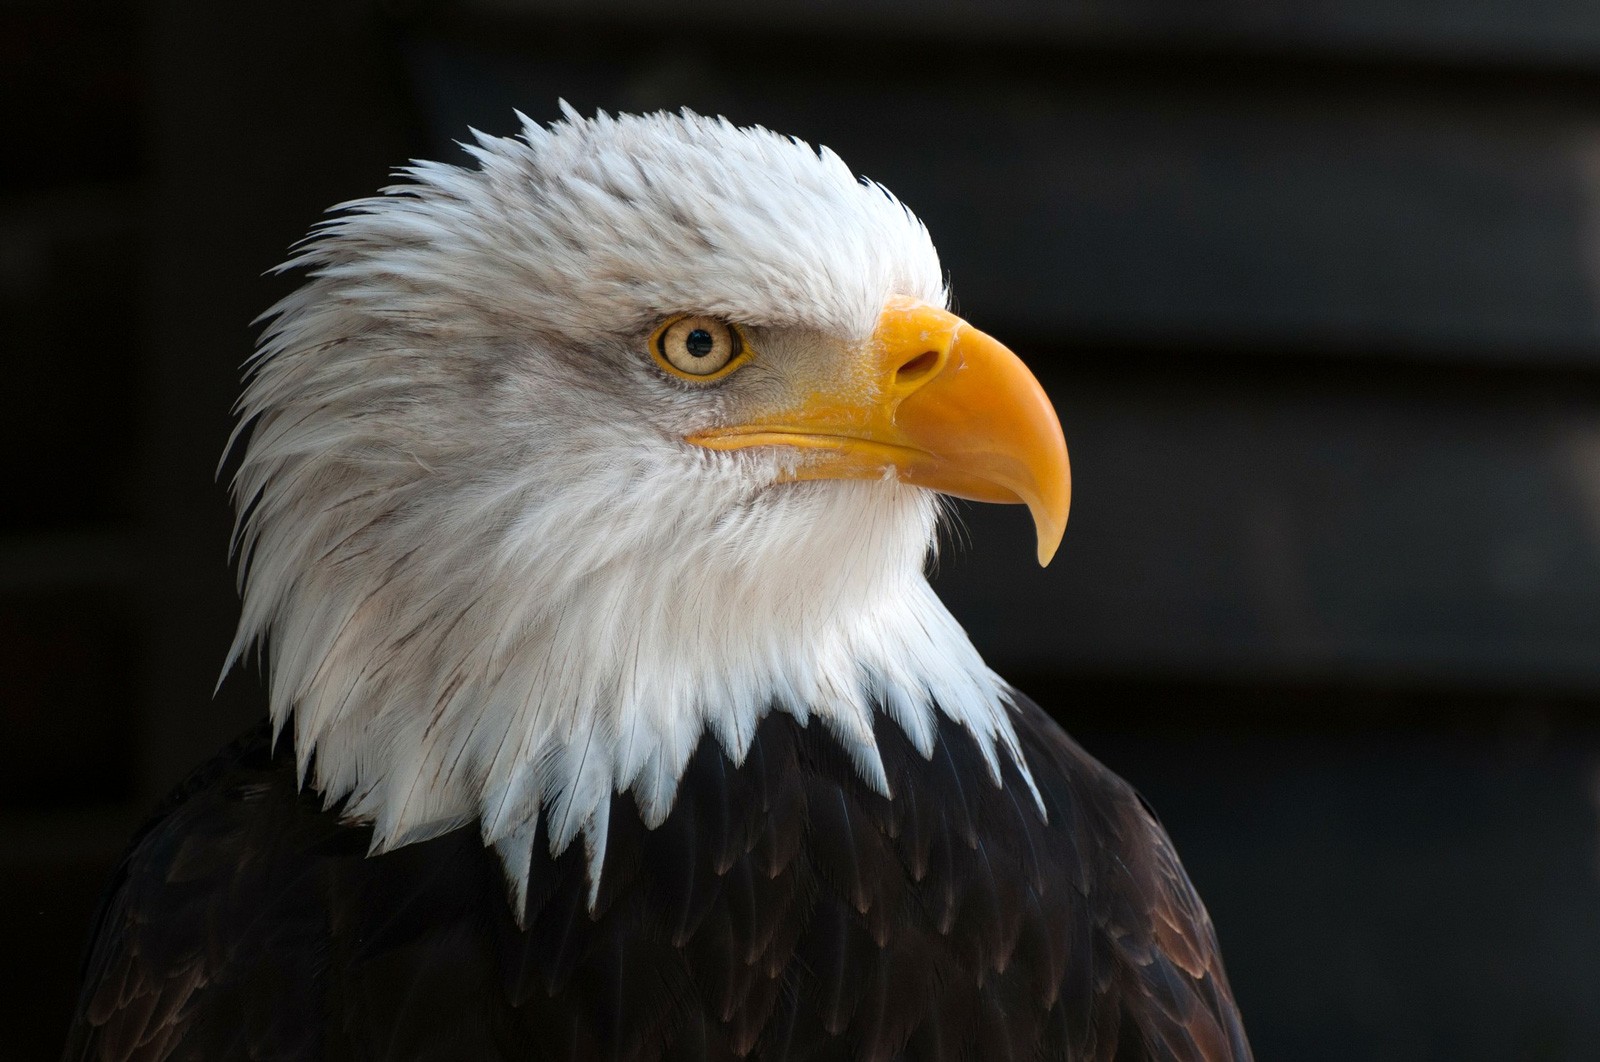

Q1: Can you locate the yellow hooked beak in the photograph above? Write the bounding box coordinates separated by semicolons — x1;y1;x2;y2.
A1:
688;296;1071;565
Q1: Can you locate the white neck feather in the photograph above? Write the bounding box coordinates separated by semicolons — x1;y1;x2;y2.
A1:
234;439;1034;908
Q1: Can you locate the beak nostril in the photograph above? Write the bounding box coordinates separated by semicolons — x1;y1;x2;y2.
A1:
896;350;940;387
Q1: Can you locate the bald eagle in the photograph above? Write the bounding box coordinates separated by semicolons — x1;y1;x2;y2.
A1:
65;108;1251;1061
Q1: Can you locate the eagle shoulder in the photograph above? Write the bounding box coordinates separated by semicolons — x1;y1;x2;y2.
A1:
64;702;1250;1062
1004;693;1253;1061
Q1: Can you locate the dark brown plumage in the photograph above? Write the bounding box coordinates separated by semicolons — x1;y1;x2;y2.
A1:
64;693;1249;1061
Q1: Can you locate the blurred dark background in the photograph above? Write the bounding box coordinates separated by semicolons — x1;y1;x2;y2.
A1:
9;0;1600;1058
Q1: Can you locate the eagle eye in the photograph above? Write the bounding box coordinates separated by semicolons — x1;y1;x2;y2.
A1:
650;316;747;381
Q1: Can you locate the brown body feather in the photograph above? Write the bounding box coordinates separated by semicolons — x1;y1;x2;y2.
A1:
65;693;1249;1061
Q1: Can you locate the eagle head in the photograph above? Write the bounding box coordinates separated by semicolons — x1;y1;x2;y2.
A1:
227;107;1069;903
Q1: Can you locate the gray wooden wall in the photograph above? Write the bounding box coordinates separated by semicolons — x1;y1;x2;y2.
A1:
7;0;1600;1057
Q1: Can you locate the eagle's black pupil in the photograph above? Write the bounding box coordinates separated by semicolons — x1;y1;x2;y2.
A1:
685;329;715;358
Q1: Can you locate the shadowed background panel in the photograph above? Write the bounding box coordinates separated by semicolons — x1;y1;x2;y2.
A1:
7;1;1600;1058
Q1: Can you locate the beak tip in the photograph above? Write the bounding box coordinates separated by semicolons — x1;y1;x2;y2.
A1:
1027;472;1070;568
1030;507;1067;567
1034;530;1063;567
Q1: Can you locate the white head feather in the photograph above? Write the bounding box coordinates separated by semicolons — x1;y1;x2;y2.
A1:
227;107;1036;908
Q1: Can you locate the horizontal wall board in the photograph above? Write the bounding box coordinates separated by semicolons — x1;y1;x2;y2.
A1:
1085;724;1600;1061
0;590;137;807
929;359;1600;687
458;0;1600;70
405;38;1600;364
0;191;140;530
